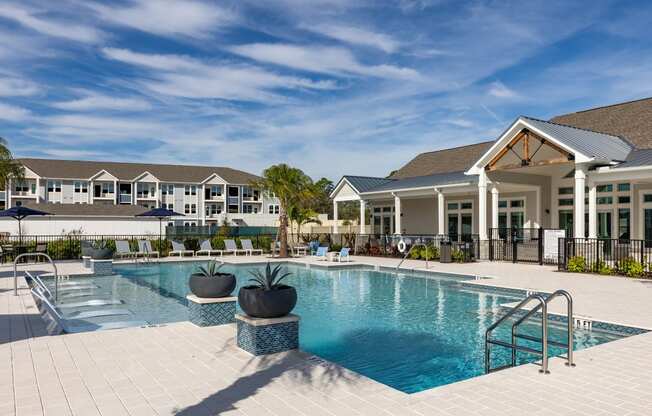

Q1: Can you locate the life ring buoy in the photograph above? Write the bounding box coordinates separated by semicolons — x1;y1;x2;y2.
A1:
397;240;407;253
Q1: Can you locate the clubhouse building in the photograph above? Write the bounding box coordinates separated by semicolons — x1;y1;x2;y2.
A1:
331;98;652;243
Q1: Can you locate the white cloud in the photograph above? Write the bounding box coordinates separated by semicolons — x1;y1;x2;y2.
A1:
102;47;338;103
0;76;40;96
304;24;401;53
229;43;420;80
0;3;102;43
89;0;235;38
0;102;30;121
52;92;151;111
487;81;519;99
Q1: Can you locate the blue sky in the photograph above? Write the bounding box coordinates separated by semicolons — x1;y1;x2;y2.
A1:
1;0;652;180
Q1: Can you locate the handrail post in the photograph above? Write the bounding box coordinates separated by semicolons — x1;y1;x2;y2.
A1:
14;253;59;301
539;301;549;374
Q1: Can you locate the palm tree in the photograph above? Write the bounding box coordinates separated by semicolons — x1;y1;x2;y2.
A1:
289;206;322;242
252;164;313;257
0;137;24;196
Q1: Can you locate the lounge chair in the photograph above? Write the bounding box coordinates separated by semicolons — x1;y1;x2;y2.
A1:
32;289;145;334
308;241;320;255
240;239;263;256
27;271;124;308
115;240;136;259
169;241;194;257
138;240;160;258
332;247;351;262
224;239;246;256
314;246;328;261
196;240;223;257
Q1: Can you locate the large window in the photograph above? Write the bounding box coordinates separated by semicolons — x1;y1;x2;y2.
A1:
618;208;630;241
268;205;280;214
47;180;61;193
447;200;472;241
14;181;29;193
74;181;88;193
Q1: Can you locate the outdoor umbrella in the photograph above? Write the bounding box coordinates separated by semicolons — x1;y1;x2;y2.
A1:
136;207;184;254
0;205;51;245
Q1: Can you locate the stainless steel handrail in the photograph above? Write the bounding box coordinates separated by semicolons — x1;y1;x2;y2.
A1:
511;290;574;369
14;253;60;301
396;242;430;270
485;294;548;374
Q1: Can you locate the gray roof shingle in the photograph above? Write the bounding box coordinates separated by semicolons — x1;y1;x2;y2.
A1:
18;158;261;184
20;202;151;217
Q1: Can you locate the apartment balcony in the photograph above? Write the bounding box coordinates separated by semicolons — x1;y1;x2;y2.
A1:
119;194;132;204
12;191;33;197
227;196;239;205
136;194;157;200
242;196;261;202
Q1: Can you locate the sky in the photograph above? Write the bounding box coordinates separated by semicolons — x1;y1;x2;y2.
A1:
2;0;652;181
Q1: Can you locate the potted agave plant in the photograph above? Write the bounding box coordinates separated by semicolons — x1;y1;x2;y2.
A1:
91;240;114;260
189;260;236;298
238;263;297;318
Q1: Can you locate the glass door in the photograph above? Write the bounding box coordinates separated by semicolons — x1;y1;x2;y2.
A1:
448;214;459;242
461;214;473;242
645;209;652;247
597;212;612;239
559;211;573;237
618;208;630;241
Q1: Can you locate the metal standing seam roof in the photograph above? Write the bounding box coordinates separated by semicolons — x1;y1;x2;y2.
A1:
609;149;652;169
360;171;474;194
520;116;633;162
342;176;395;193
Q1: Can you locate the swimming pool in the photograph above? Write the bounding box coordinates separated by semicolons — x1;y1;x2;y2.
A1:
50;262;631;393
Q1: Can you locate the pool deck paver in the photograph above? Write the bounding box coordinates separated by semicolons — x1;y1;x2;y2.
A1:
1;256;652;415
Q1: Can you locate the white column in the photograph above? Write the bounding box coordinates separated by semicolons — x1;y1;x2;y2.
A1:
478;171;488;240
535;186;542;228
393;193;402;235
113;180;117;204
89;180;94;204
588;177;597;238
132;182;136;205
574;165;586;238
6;178;11;207
437;190;445;235
491;186;499;230
156;182;160;208
333;200;338;234
35;178;40;204
359;200;366;234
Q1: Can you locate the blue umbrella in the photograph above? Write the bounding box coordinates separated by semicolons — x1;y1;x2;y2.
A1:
136;208;184;251
0;205;51;244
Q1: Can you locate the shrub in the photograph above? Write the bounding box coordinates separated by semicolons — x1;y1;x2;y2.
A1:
451;249;466;263
211;236;226;250
257;236;272;252
618;257;645;278
567;256;586;273
593;260;614;276
47;239;81;260
330;243;342;252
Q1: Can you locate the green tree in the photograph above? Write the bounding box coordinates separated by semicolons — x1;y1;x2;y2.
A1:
252;164;314;257
0;137;24;192
310;177;334;216
288;206;322;241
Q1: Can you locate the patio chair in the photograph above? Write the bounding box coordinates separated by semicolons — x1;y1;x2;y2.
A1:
137;240;160;258
169;241;194;257
196;240;223;257
308;241;320;255
224;239;246;256
332;247;351;263
314;246;328;261
240;239;263;256
114;240;135;259
32;289;146;334
26;271;124;309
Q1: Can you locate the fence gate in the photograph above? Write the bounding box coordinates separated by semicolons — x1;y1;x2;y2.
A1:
489;228;567;265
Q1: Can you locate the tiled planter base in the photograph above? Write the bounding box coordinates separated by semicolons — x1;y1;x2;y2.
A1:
82;256;91;268
187;295;236;327
236;313;299;356
90;259;113;276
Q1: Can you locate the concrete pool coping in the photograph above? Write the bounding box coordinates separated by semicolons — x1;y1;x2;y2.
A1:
4;256;652;415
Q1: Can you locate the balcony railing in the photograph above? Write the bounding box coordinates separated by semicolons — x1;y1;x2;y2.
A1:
227;196;239;205
119;194;132;204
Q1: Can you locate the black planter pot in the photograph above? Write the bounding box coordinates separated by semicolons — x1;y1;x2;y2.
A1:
189;273;236;298
238;285;297;318
91;248;114;260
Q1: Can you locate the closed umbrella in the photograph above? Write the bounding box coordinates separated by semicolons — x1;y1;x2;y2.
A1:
0;205;51;246
136;207;184;254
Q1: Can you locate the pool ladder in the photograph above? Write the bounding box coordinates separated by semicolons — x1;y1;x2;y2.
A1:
396;243;430;270
485;290;575;375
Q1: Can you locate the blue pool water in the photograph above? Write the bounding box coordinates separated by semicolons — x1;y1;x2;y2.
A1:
48;262;627;393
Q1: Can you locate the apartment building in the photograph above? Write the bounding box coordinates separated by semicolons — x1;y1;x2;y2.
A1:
3;159;279;234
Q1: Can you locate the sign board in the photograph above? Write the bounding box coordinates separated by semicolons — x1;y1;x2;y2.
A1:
544;229;566;261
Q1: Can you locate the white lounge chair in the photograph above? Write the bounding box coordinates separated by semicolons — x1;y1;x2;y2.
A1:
224;239;246;256
314;246;328;261
115;240;136;258
138;240;160;258
32;289;146;334
196;240;223;257
240;239;263;256
169;241;194;257
332;247;351;262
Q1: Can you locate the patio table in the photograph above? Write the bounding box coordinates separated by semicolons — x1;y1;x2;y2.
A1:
294;246;309;256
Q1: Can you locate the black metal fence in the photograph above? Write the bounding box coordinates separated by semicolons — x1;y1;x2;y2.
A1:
489;228;567;265
558;238;652;277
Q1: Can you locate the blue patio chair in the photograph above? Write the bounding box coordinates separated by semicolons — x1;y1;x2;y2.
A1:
309;241;320;255
314;246;328;261
333;247;351;262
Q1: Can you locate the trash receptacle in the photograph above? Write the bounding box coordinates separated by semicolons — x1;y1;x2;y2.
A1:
440;242;452;263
